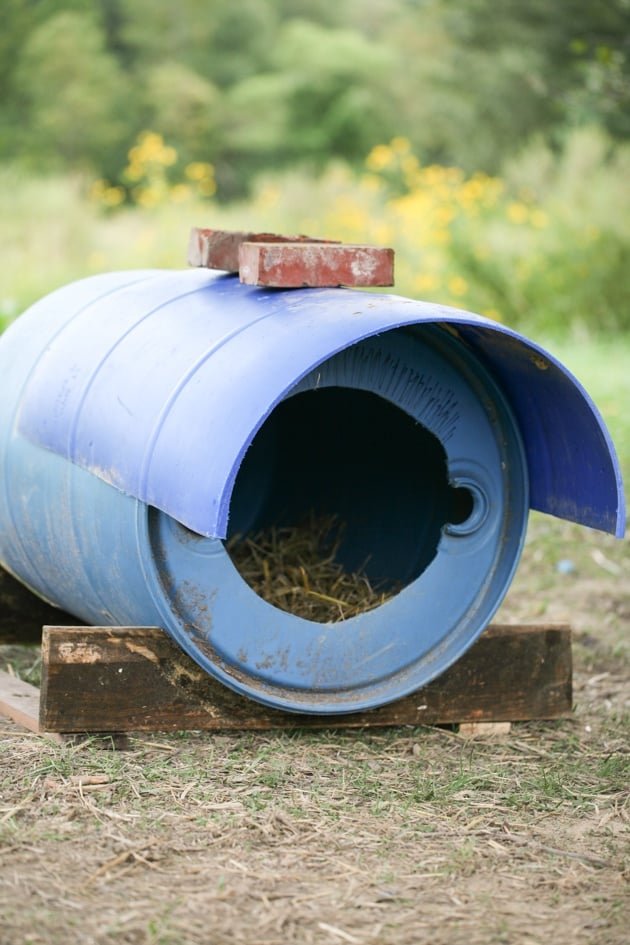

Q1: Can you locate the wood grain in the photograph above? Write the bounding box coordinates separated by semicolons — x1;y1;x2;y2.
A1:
39;624;572;734
0;669;63;742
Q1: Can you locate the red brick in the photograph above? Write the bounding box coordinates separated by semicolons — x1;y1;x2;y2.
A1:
238;242;395;288
187;228;338;273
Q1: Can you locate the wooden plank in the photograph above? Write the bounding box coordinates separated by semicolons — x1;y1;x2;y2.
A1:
0;565;79;644
0;669;41;733
39;624;572;734
0;669;62;743
458;721;512;738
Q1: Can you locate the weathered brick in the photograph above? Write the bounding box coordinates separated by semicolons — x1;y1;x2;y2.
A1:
238;242;395;288
187;228;338;273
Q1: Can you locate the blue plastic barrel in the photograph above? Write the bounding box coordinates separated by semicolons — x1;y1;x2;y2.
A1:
0;270;624;713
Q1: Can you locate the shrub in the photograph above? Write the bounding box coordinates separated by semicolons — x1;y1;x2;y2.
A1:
242;127;630;334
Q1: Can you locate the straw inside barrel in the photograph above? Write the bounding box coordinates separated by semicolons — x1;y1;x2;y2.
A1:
226;513;400;622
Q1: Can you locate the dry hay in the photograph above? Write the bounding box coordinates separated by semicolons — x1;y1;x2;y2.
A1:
0;674;627;945
226;513;400;622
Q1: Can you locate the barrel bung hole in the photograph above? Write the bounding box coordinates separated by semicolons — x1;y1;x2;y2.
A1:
226;388;475;622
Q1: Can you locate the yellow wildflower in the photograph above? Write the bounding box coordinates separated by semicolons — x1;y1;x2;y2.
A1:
447;275;468;297
89;179;107;199
530;209;549;228
160;145;177;167
124;161;144;182
365;144;394;172
197;178;217;197
133;186;160;208
414;273;439;292
102;186;125;207
134;131;165;161
185;162;214;181
507;202;529;224
435;206;455;227
402;154;419;177
361;173;384;193
390;136;411;154
432;229;451;245
170;184;192;203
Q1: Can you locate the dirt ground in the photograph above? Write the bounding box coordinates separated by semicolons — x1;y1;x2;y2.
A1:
0;513;628;945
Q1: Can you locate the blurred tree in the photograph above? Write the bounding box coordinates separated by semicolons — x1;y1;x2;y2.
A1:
225;19;397;179
1;0;628;189
116;0;219;73
0;0;90;159
141;62;223;166
200;0;279;86
274;20;397;161
434;0;630;166
117;0;278;86
566;40;630;138
13;10;131;177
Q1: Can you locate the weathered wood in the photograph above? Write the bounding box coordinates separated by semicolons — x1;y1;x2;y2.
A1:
39;624;572;734
0;669;41;732
0;565;79;644
458;721;512;738
0;669;63;742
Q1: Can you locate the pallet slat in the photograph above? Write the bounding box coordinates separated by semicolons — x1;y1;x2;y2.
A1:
0;670;67;744
38;624;572;733
0;670;42;733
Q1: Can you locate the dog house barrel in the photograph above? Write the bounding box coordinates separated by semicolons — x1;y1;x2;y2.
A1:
0;269;624;713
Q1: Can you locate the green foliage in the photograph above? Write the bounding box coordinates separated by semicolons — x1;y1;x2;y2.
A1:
433;0;630;166
224;127;630;335
0;168;104;330
141;63;222;168
455;127;630;333
12;11;131;178
267;20;397;161
1;126;629;340
1;2;629;340
551;337;630;477
1;0;629;193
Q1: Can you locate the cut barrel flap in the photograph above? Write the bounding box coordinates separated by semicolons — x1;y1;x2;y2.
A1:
15;269;625;539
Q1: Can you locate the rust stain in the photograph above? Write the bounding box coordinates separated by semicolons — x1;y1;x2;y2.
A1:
529;353;549;371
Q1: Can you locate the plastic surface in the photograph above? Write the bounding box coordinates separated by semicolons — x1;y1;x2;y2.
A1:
15;270;624;539
0;269;624;714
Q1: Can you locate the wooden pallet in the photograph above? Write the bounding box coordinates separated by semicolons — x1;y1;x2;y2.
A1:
0;623;572;738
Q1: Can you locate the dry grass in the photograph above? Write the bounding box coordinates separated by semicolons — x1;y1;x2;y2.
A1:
0;679;627;945
226;514;399;623
0;516;628;945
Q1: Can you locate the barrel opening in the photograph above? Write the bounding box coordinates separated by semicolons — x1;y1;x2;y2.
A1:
226;387;472;621
449;487;475;525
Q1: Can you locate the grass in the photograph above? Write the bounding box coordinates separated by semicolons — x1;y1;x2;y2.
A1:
548;336;630;477
0;706;627;944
